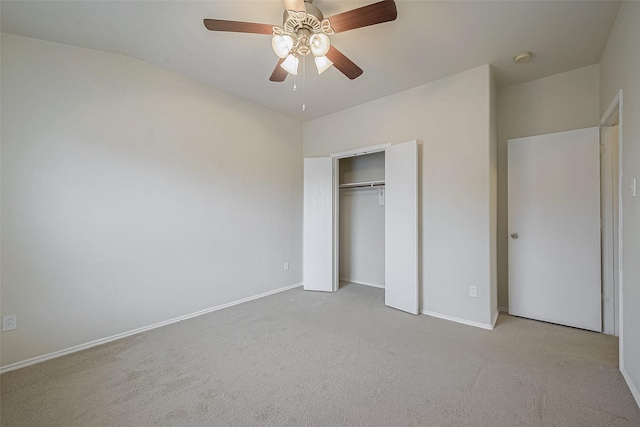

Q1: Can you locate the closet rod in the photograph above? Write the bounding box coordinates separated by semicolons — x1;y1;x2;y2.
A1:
339;180;385;189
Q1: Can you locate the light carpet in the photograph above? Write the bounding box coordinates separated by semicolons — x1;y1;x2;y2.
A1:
1;283;639;426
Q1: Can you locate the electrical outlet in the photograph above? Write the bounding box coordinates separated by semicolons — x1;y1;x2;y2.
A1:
469;286;478;298
2;315;17;332
283;262;289;271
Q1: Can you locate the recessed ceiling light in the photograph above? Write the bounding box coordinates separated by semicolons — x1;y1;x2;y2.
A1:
514;51;532;64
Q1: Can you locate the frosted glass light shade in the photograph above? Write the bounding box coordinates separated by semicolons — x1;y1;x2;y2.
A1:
272;35;294;59
309;33;330;57
314;55;333;74
281;54;299;75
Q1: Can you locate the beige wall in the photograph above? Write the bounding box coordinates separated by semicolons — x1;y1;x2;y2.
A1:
304;65;497;328
599;1;640;406
0;34;303;367
497;65;600;309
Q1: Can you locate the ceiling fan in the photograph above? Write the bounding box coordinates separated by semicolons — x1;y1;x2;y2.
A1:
203;0;397;82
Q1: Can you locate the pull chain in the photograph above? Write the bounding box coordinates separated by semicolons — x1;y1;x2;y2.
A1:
302;56;306;111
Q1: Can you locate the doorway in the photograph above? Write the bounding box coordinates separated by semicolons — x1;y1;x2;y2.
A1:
338;151;386;290
600;90;623;338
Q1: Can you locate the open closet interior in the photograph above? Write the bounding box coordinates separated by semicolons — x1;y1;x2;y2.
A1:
338;151;386;289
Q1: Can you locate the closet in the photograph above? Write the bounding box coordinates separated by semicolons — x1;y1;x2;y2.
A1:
303;140;418;315
338;152;386;289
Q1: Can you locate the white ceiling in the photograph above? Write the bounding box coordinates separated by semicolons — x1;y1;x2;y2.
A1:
0;1;621;121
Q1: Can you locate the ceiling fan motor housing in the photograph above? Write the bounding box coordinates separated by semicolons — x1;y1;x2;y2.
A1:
282;1;323;27
277;2;334;58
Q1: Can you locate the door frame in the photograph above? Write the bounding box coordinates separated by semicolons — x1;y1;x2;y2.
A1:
330;143;391;292
600;90;624;357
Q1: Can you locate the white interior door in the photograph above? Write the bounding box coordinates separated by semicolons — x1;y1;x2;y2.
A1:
508;127;601;331
303;157;334;292
385;140;419;314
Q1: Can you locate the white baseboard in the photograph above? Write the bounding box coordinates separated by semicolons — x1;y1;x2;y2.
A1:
498;306;509;313
421;309;495;330
621;366;640;409
0;283;302;374
340;279;385;289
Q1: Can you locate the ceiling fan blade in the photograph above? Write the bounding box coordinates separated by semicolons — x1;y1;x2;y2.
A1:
327;0;397;34
283;0;306;12
203;19;274;35
326;46;363;80
269;58;289;82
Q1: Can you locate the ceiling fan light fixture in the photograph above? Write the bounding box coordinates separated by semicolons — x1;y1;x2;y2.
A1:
309;33;330;57
281;54;299;75
272;35;294;58
314;55;333;74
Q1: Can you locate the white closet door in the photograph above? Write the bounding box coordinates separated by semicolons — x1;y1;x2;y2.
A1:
508;127;601;331
303;157;334;292
385;140;419;314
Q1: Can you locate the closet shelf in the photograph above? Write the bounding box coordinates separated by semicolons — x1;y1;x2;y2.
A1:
339;180;385;189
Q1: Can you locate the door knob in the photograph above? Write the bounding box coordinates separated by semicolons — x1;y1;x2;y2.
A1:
511;233;519;239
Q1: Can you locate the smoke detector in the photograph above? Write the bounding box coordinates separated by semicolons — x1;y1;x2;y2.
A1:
514;51;532;64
